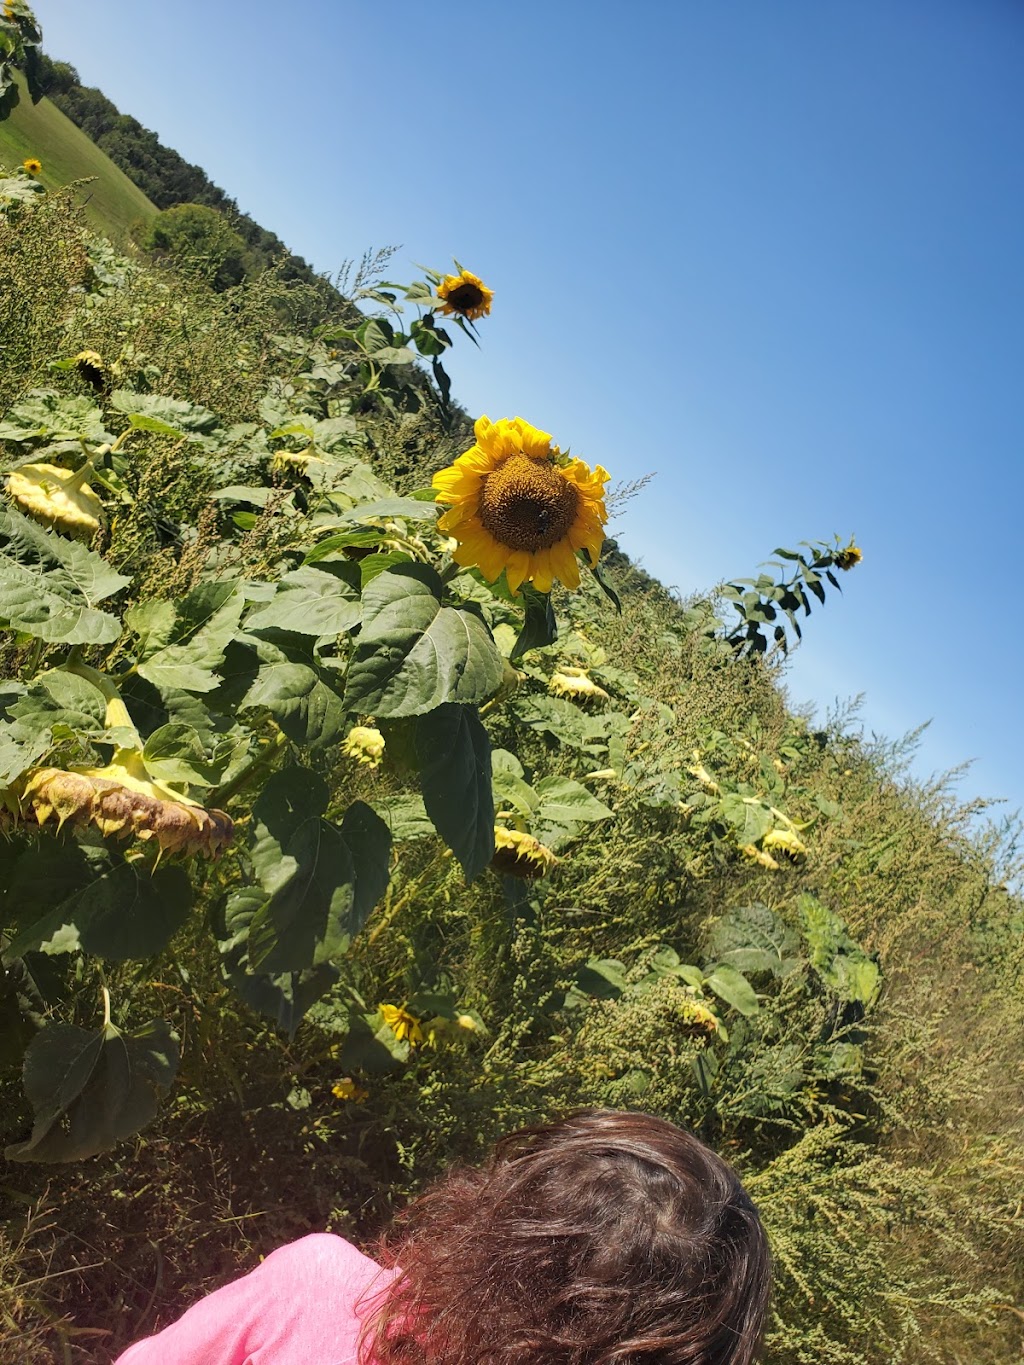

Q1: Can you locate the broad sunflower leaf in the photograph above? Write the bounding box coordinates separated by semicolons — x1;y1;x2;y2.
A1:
142;722;226;786
243;562;361;637
246;770;391;973
109;390;223;445
511;586;558;661
0;505;128;644
373;794;434;841
218;885;339;1037
344;563;503;718
704;903;801;978
416;704;494;882
6;861;193;962
490;748;540;819
513;694;612;750
241;662;348;748
703;965;760;1018
5;1016;179;1162
0;390;110;444
534;776;613;825
336;496;439;524
718;793;775;846
136;582;244;693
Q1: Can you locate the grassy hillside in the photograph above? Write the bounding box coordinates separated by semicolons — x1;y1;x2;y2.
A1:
0;79;155;243
0;181;1021;1364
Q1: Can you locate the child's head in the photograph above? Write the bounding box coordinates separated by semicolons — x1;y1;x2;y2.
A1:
367;1108;770;1364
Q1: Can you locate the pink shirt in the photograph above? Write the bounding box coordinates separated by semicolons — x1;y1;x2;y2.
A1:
114;1233;398;1365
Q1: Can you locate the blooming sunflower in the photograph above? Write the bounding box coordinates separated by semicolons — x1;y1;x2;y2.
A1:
331;1077;368;1103
379;1003;423;1047
834;540;863;571
433;416;609;594
435;268;493;321
490;826;558;879
21;157;41;176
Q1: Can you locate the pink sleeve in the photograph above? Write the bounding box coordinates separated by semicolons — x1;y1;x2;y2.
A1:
114;1233;396;1365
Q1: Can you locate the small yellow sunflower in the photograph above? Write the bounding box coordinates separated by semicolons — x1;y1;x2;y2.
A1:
21;157;42;176
331;1077;368;1103
435;268;493;321
379;1003;423;1047
433;415;609;594
834;541;862;571
341;724;385;769
490;826;558;880
548;666;610;704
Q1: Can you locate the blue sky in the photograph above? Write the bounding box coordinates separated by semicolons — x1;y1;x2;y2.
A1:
39;0;1024;818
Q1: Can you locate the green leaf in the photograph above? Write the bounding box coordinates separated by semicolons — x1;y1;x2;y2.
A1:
6;862;192;961
590;562;622;612
241;662;347;748
703;965;760;1017
491;748;540;819
513;694;612;750
5;1016;179;1162
416;705;494;881
344;563;503;718
336;496;439;524
243;563;360;637
136;582;244;693
534;776;613;826
246;770;390;973
719;793;775;846
0;390;110;444
705;903;801;978
109;390;223;445
142;723;224;786
219;886;339;1036
373;794;434;841
573;957;628;1002
511;586;557;660
0;505;128;645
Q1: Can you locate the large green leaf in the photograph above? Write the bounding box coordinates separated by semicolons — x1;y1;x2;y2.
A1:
416;704;494;882
136;582;244;693
344;563;503;718
703;965;760;1018
719;793;775;846
6;861;192;961
243;562;361;637
5;1016;179;1162
245;769;391;973
0;505;128;644
241;662;347;748
534;776;613;826
109;390;223;445
705;903;801;978
0;390;110;444
219;885;339;1036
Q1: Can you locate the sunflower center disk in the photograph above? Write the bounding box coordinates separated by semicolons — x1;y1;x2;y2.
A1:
446;282;483;311
477;454;580;552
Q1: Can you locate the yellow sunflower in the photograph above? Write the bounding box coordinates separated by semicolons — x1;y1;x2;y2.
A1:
490;826;558;879
433;415;609;594
435;268;493;321
21;157;41;176
341;724;385;769
834;540;863;571
379;1003;423;1047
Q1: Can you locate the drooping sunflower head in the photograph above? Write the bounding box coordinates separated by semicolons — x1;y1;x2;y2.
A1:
6;462;103;540
762;827;808;862
74;349;106;393
21;157;41;176
16;762;233;858
490;826;558;880
435;268;493;321
834;540;862;571
549;666;610;704
433;416;609;594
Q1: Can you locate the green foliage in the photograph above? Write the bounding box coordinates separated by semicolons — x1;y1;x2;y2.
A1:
142;202;253;291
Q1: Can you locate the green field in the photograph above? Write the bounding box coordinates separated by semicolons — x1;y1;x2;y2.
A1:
0;78;156;242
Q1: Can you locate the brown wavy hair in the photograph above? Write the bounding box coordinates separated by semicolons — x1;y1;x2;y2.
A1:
361;1109;770;1364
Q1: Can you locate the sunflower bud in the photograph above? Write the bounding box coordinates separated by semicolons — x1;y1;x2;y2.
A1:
6;462;103;540
341;725;385;769
490;826;558;879
16;761;233;858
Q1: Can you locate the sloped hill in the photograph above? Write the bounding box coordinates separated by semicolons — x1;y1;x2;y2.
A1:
0;78;155;242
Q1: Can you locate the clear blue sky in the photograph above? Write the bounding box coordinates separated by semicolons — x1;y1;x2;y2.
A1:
39;0;1024;819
